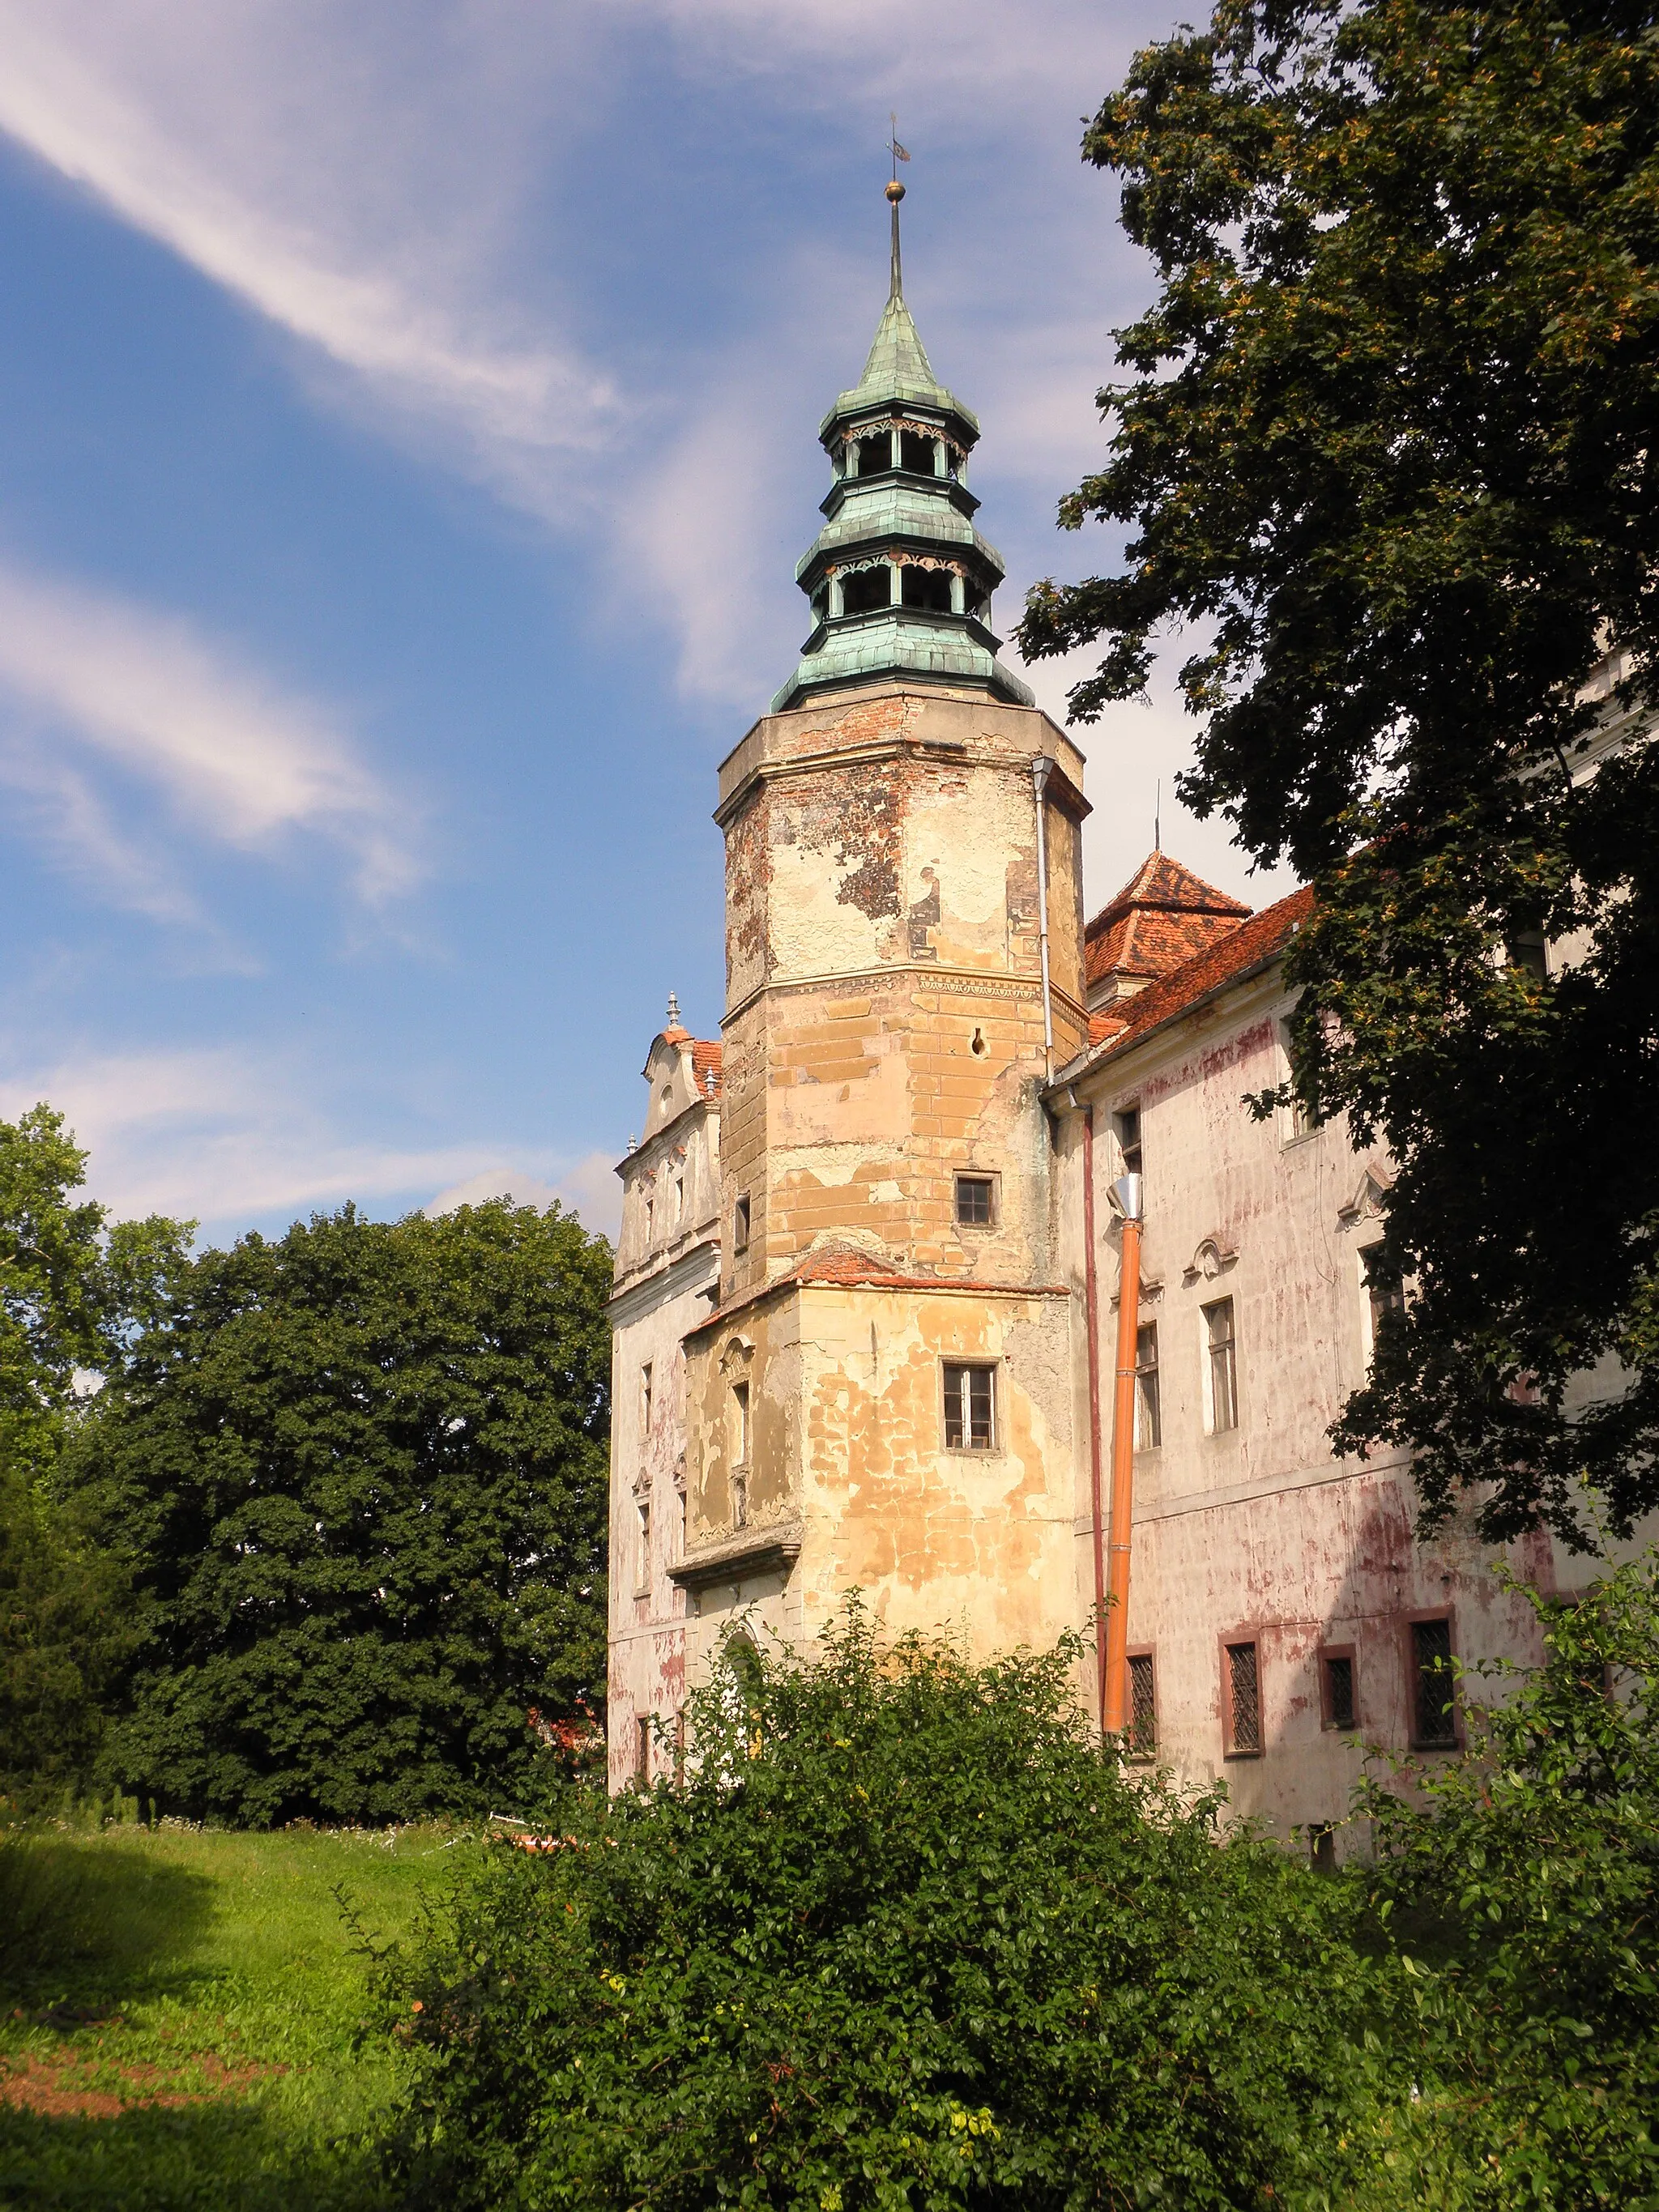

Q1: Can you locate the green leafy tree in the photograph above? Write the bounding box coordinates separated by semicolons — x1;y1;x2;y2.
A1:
1017;0;1659;1543
66;1199;612;1827
0;1105;190;1804
386;1609;1383;2211
1353;1552;1659;2205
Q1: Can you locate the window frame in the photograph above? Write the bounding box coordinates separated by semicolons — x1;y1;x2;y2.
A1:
1125;1645;1158;1762
1134;1321;1162;1451
1318;1643;1358;1732
1114;1103;1142;1180
940;1358;999;1453
634;1493;652;1596
1359;1241;1406;1364
953;1171;999;1229
1219;1630;1265;1758
1202;1296;1239;1435
1405;1607;1461;1751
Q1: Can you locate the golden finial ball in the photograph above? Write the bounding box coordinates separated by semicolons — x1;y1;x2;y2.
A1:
885;180;906;202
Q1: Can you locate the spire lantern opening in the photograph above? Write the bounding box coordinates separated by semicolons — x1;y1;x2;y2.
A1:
768;169;1034;714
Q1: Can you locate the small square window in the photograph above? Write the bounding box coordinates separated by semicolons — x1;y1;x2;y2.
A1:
955;1174;996;1227
1410;1617;1457;1747
1225;1639;1261;1754
733;1193;751;1251
1134;1323;1162;1450
1320;1648;1356;1731
1127;1652;1157;1758
943;1361;996;1450
1204;1298;1239;1434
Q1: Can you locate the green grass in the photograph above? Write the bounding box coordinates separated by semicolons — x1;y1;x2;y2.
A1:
0;1820;467;2210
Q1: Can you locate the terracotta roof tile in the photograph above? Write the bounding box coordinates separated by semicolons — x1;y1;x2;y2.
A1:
1084;850;1253;994
689;1042;723;1100
1074;884;1315;1071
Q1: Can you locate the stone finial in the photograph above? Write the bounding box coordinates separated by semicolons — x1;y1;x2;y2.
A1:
665;991;681;1029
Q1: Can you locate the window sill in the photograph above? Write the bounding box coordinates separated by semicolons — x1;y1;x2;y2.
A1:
1222;1747;1264;1761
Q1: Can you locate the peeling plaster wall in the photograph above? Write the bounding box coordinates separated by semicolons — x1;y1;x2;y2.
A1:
681;1283;1077;1683
607;1087;721;1791
1065;970;1567;1849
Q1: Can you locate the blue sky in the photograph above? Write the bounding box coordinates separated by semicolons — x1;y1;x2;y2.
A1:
0;2;1293;1247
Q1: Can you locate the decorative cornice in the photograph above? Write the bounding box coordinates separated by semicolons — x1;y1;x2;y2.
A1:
669;1520;804;1591
720;961;1086;1032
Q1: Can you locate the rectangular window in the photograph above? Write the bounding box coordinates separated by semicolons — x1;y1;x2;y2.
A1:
673;1174;684;1225
1134;1323;1162;1450
1309;1823;1337;1873
1204;1298;1239;1434
733;1193;751;1251
1320;1647;1357;1732
635;1714;652;1786
1127;1652;1157;1759
954;1174;996;1226
640;1362;653;1432
635;1496;651;1591
1363;1247;1405;1357
731;1382;751;1529
1506;932;1550;981
644;1194;655;1242
1115;1106;1142;1178
943;1362;996;1450
1225;1639;1262;1754
1410;1617;1458;1747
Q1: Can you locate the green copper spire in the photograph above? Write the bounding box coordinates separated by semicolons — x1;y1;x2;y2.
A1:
773;177;1033;714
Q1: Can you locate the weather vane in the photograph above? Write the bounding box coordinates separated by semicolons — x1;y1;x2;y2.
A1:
886;115;911;299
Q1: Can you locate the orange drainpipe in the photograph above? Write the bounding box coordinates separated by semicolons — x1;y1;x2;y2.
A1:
1081;1109;1108;1733
1102;1171;1145;1736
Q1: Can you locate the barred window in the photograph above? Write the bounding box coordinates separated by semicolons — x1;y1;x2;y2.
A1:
1135;1323;1162;1449
955;1174;996;1226
1322;1650;1356;1731
1205;1298;1239;1434
1127;1652;1157;1758
1226;1639;1261;1754
943;1362;996;1450
1411;1617;1457;1746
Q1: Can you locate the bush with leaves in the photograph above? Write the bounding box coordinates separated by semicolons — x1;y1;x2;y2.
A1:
64;1198;612;1828
384;1607;1385;2212
1352;1551;1659;2207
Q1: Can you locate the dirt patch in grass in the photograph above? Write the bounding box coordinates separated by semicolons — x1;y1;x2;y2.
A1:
2;2051;287;2120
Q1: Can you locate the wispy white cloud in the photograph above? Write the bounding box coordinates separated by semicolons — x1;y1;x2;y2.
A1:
0;2;625;520
0;1043;618;1241
0;556;417;906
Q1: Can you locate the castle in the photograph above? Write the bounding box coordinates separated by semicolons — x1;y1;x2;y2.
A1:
604;194;1572;1852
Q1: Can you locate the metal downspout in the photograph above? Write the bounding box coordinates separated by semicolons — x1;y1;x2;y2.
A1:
1102;1172;1145;1736
1082;1109;1109;1733
1031;755;1056;1081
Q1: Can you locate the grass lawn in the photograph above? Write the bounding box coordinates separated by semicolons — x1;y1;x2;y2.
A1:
0;1821;465;2210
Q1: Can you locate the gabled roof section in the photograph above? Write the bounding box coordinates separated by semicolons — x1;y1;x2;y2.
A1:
1071;884;1315;1072
1085;850;1252;999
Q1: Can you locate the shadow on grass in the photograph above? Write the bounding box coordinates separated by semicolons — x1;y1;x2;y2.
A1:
0;1834;216;2005
0;2099;394;2212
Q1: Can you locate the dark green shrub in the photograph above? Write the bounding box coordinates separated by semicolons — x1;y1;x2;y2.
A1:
386;1607;1382;2210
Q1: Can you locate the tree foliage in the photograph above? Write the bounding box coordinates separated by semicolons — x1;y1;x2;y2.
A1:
0;1105;190;1805
1017;0;1659;1542
1355;1552;1659;2204
386;1576;1659;2211
386;1609;1380;2211
64;1199;612;1827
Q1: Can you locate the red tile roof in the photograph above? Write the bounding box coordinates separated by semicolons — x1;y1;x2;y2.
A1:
1077;884;1315;1068
690;1041;723;1100
1085;850;1252;995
